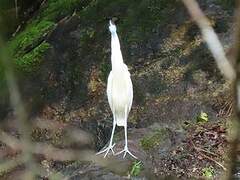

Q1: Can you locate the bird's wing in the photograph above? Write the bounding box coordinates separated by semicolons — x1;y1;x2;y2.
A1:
123;64;133;114
107;71;113;112
127;73;133;113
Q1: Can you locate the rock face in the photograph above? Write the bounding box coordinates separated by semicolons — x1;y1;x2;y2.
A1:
35;0;232;126
0;0;235;179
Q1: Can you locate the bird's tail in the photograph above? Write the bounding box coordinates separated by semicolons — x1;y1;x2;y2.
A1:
116;117;126;126
115;106;128;127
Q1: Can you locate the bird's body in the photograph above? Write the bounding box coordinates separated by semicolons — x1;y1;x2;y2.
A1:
107;65;133;126
96;20;137;159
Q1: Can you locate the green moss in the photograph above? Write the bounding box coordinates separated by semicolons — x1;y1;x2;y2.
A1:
140;128;168;151
16;42;51;72
6;12;56;74
8;20;55;56
6;0;93;75
39;0;92;21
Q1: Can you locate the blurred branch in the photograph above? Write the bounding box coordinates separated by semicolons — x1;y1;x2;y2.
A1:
0;131;126;176
182;0;240;179
34;118;94;147
226;0;240;179
0;130;91;161
0;35;36;179
0;156;26;175
0;131;22;150
0;155;51;179
182;0;236;81
15;0;18;19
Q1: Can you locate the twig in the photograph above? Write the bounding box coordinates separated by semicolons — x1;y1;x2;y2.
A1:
182;0;235;81
40;0;48;8
194;145;218;157
12;25;21;37
199;150;227;171
190;140;227;170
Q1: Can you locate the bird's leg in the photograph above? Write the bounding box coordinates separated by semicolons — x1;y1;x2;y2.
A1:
115;124;137;159
115;107;138;159
96;120;116;158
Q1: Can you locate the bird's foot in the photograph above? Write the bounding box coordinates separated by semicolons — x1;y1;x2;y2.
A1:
96;143;116;158
115;146;138;159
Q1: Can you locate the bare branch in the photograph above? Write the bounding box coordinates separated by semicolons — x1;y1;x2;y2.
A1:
182;0;236;81
0;156;26;176
0;131;128;176
226;1;240;179
190;139;227;170
181;1;240;179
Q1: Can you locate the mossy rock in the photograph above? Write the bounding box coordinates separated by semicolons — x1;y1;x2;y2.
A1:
15;42;51;72
8;21;55;55
5;0;93;75
38;0;92;21
140;128;170;151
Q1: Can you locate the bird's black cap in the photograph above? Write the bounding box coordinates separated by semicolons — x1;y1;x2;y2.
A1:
109;17;119;25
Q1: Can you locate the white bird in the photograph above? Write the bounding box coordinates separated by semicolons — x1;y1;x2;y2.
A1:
96;20;137;159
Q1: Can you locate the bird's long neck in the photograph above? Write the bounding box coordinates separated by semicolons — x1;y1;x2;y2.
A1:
111;31;124;71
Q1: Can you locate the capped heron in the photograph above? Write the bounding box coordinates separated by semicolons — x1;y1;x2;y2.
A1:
96;20;137;159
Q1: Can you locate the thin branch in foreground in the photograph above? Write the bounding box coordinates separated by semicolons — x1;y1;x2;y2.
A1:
181;1;240;179
0;157;50;179
182;0;236;81
0;131;128;176
15;0;18;19
0;36;37;179
227;1;240;179
0;156;26;176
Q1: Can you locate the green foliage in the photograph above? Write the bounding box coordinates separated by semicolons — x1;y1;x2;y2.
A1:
197;111;208;123
202;166;214;179
130;161;143;177
15;42;51;72
140;128;168;151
